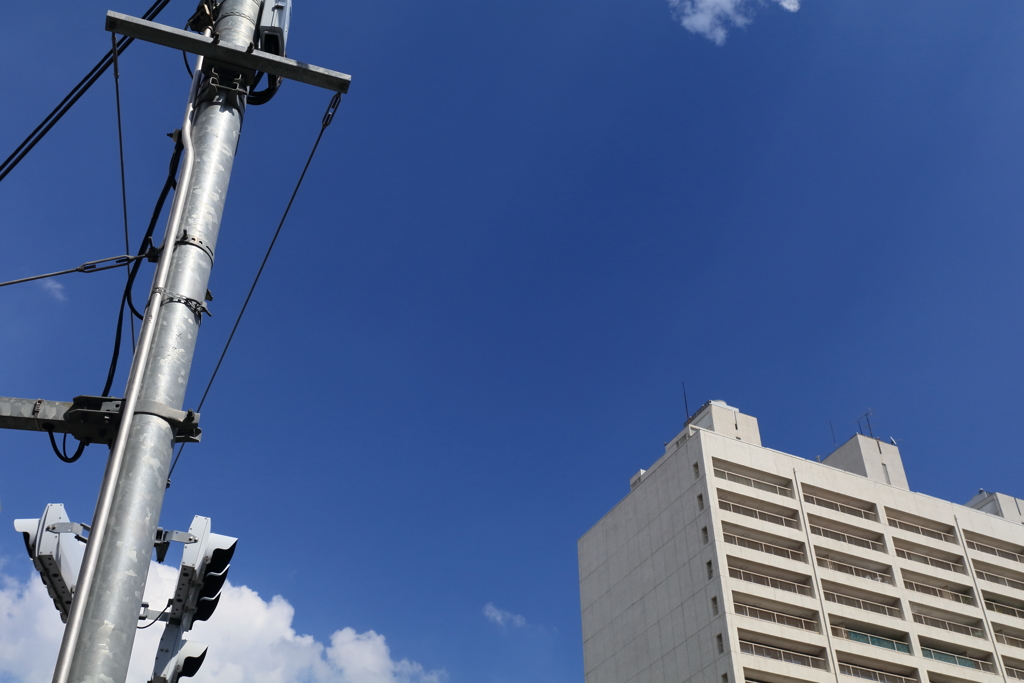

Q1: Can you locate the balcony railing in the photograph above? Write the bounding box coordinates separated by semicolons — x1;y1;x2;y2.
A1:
888;518;957;544
903;580;973;605
896;548;964;574
735;603;818;632
912;613;985;638
811;525;885;553
968;540;1024;566
1006;665;1024;681
729;567;813;596
978;569;1024;593
996;633;1024;650
838;663;916;683
921;647;996;673
824;590;902;618
725;532;806;562
986;600;1024;620
739;640;828;670
817;557;894;585
715;468;793;497
804;494;877;521
831;626;911;654
720;499;800;529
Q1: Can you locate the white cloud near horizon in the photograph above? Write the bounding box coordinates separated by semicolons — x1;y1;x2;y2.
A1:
39;280;66;302
0;563;445;683
482;602;526;628
668;0;800;45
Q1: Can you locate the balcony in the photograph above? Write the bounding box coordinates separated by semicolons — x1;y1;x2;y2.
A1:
996;633;1024;650
729;566;813;597
735;603;819;632
1007;665;1024;681
720;499;800;530
838;663;916;683
803;493;877;522
817;556;894;585
811;524;885;553
725;531;806;563
977;569;1024;593
739;640;828;670
824;590;901;619
887;517;957;545
985;599;1024;620
895;548;964;575
966;539;1024;566
921;647;996;674
903;579;973;606
715;468;793;498
831;626;911;654
912;613;985;639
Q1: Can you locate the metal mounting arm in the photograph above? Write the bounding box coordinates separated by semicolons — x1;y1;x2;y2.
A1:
105;11;351;93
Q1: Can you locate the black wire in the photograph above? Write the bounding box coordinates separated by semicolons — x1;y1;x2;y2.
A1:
45;428;87;464
0;0;172;185
111;33;136;352
168;92;344;481
137;603;171;630
102;139;185;398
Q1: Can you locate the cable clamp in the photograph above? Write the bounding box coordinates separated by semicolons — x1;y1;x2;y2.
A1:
134;399;202;443
175;228;215;262
154;286;211;319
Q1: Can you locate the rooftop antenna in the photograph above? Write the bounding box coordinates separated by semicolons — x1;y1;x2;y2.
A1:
860;409;875;438
682;381;691;421
829;420;837;450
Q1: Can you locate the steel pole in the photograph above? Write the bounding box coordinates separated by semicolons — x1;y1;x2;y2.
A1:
58;2;261;681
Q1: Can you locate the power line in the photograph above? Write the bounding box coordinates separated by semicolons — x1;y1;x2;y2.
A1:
0;0;172;185
168;92;343;482
111;32;136;351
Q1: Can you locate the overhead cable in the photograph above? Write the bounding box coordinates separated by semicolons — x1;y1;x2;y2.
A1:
111;32;136;350
0;0;172;185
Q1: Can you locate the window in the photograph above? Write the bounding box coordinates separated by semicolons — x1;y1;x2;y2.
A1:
702;527;710;544
711;596;719;615
698;494;705;511
707;560;714;579
717;634;725;654
694;462;701;479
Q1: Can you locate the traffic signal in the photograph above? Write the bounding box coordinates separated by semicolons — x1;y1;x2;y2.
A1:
13;504;86;622
167;515;237;631
149;515;236;682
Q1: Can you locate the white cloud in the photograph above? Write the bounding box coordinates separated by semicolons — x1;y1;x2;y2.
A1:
0;563;445;683
482;602;526;628
40;279;66;301
667;0;800;45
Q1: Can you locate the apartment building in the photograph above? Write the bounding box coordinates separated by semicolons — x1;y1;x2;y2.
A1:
578;400;1024;683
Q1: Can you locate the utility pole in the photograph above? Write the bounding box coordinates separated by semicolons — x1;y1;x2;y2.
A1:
52;4;261;681
0;3;354;682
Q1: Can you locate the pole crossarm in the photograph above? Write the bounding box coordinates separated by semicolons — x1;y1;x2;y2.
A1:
105;11;351;93
0;395;201;445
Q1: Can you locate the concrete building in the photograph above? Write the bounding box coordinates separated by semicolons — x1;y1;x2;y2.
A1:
578;400;1024;683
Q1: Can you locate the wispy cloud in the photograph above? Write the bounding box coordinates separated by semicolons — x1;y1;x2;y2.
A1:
667;0;800;45
483;602;527;628
39;280;66;302
0;563;446;683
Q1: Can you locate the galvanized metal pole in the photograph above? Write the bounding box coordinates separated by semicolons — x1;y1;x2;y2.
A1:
54;2;261;682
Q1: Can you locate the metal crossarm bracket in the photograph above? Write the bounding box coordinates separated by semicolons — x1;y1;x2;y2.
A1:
154;527;199;564
0;395;201;445
46;522;91;544
105;11;351;93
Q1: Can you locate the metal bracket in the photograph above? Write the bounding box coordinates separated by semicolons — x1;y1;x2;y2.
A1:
175;228;215;263
135;400;203;442
46;522;91;544
0;395;201;445
106;11;351;93
139;601;172;624
154;526;199;563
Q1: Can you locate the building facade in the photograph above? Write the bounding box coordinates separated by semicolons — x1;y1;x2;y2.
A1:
578;401;1024;683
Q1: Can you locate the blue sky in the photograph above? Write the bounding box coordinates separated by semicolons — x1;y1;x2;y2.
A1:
2;1;1024;681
